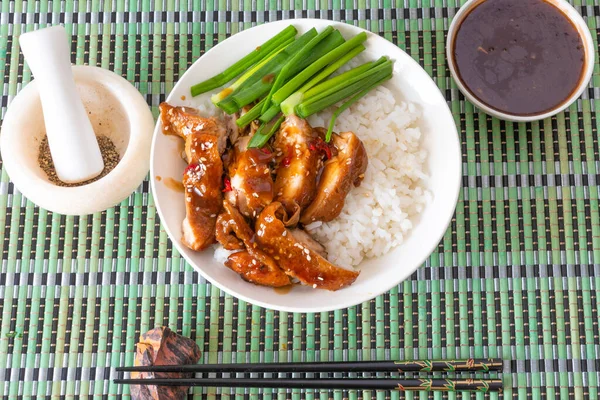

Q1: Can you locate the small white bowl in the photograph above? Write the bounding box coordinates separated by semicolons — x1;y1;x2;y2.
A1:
0;66;154;215
151;19;462;312
446;0;595;122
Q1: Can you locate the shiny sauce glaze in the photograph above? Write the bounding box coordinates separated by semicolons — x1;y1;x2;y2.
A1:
241;148;275;195
452;0;585;115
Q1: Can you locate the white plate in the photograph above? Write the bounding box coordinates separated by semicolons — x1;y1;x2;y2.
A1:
151;19;461;312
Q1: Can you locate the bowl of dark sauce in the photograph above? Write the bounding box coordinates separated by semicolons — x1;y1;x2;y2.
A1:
447;0;594;122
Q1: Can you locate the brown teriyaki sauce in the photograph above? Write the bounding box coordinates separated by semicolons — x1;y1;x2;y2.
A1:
163;177;185;193
274;286;293;295
452;0;585;115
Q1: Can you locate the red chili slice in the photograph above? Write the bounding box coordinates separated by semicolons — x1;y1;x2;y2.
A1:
184;163;199;174
280;146;294;167
309;138;332;160
321;143;332;160
222;177;232;192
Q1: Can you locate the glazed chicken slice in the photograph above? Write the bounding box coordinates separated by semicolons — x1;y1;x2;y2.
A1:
273;115;322;225
159;103;228;152
160;103;227;251
225;136;274;218
215;212;244;250
220;201;291;287
225;251;291;287
289;229;327;258
181;153;223;251
255;202;359;291
225;104;256;144
300;131;368;224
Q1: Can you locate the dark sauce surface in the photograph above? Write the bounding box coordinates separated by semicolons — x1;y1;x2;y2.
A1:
453;0;585;115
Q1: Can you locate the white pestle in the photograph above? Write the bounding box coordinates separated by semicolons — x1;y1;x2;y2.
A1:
19;25;104;183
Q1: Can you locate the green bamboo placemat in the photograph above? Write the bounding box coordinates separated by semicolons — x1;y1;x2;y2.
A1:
1;1;599;399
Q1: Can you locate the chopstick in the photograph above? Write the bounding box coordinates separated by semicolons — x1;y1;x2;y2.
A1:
116;358;502;373
114;377;503;392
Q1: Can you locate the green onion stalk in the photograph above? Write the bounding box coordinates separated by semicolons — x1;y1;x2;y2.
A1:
190;25;298;97
228;29;345;113
261;26;335;113
217;29;319;114
210;42;292;105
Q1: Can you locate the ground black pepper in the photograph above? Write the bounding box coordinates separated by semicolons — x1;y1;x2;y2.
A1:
38;135;120;187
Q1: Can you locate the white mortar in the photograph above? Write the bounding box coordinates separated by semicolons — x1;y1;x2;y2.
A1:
0;66;154;215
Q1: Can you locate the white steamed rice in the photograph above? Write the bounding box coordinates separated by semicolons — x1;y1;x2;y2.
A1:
208;84;429;269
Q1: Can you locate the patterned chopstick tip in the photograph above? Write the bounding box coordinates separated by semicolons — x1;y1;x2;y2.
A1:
393;358;503;372
395;379;503;393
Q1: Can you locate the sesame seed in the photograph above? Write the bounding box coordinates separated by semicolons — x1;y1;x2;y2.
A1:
317;276;323;281
210;214;216;217
307;255;311;261
312;284;317;288
303;248;309;254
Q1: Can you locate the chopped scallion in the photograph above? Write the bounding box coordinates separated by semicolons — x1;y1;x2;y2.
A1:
262;26;335;113
235;98;267;128
296;64;392;118
247;115;285;148
299;59;391;109
325;74;393;141
303;56;388;101
228;29;319;109
190;25;297;96
279;44;365;115
271;32;369;107
210;41;292;105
